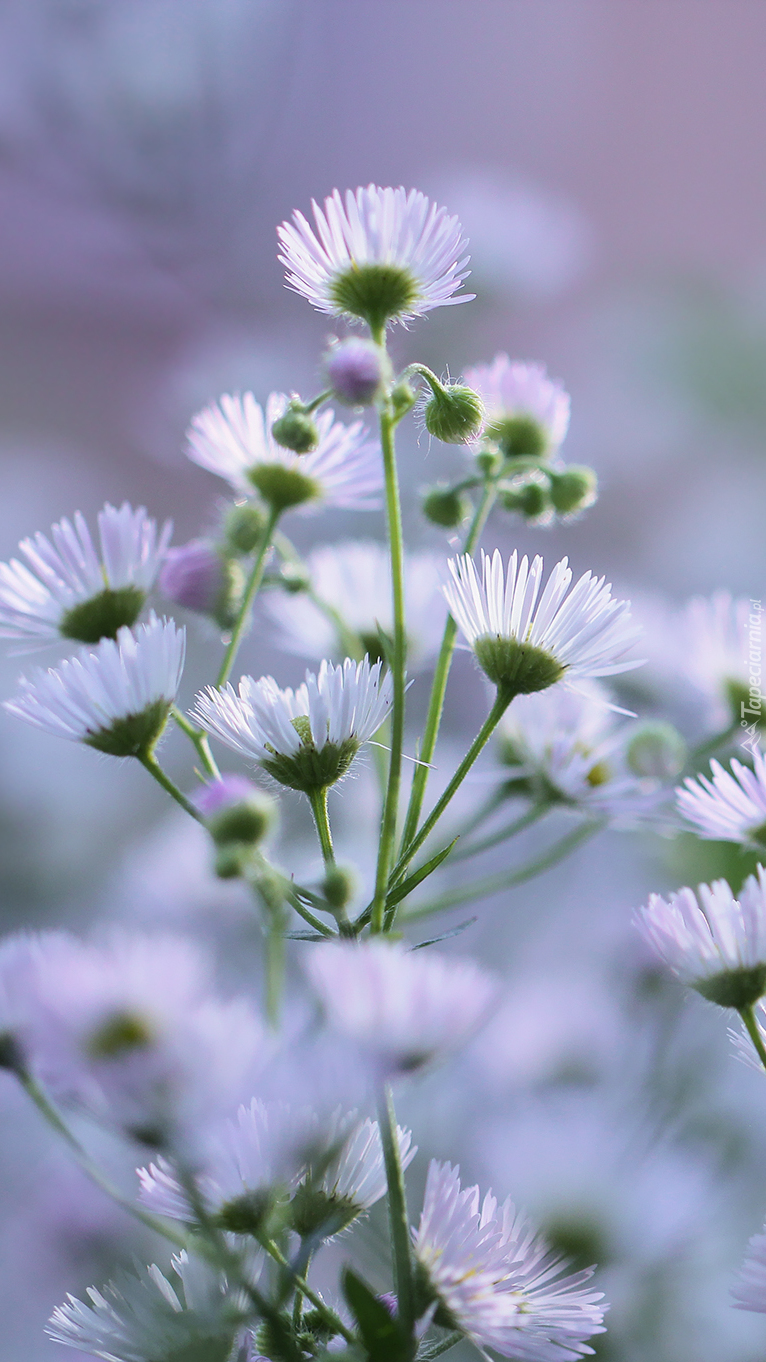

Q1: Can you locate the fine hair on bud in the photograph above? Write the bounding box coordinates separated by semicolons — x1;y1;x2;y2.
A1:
424;382;483;444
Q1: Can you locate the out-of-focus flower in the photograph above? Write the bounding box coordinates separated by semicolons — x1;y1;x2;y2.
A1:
0;504;171;647
305;939;497;1074
186;392;382;512
412;1160;606;1360
324;336;390;406
262;541;446;669
47;1250;248;1362
443;550;642;696
635;868;766;1008
677;751;766;848
4;615;185;758
159;538;241;630
193;658;392;793
193;776;276;848
465;356;570;460
733;1225;766;1311
277;185;473;331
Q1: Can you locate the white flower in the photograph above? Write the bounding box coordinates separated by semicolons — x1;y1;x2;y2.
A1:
635;868;766;1007
187;391;382;512
733;1226;766;1312
413;1161;606;1361
443;549;642;696
262;540;447;669
3;615;185;758
305;939;497;1073
193;657;393;792
464;355;570;455
677;750;766;846
0;503;172;647
47;1250;247;1362
277;184;473;329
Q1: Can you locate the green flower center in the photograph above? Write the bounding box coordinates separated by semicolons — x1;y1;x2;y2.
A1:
473;635;565;697
248;464;321;512
83;698;172;759
695;963;766;1009
60;587;145;644
329;263;419;332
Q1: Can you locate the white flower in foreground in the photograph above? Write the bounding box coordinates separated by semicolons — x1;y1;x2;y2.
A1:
3;614;184;758
47;1250;248;1362
187;391;382;512
464;355;571;459
0;503;172;648
677;750;766;848
443;549;642;697
262;540;447;669
635;868;766;1008
193;657;392;793
305;939;497;1073
277;184;473;331
413;1161;606;1361
733;1225;766;1312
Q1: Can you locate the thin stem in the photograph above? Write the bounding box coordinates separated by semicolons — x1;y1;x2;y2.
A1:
285;890;336;938
309;787;335;865
740;1003;766;1072
400;483;497;851
401;819;604;921
171;707;220;779
371;400;407;933
217;506;280;688
424;1333;463;1358
264;1239;355;1344
248;872;287;1027
687;721;740;767
138;752;203;822
379;1085;414;1333
450;801;551;863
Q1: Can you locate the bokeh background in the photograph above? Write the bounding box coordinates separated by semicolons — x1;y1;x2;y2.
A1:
2;3;766;1360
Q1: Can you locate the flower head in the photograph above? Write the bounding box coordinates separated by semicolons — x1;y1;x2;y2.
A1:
0;503;171;647
187;391;382;513
635;868;766;1008
192;657;392;793
443;550;642;697
278;185;473;331
677;750;766;848
47;1250;247;1362
4;615;185;758
262;541;446;670
413;1161;606;1360
465;356;570;459
305;939;497;1074
733;1225;766;1312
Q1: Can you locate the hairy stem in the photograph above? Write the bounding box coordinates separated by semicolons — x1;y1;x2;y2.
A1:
264;1239;355;1344
138;752;203;822
309;787;335;865
171;707;220;779
740;1002;766;1072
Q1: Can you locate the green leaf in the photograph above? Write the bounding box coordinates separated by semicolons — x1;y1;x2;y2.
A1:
413;917;477;950
342;1269;414;1362
386;839;459;908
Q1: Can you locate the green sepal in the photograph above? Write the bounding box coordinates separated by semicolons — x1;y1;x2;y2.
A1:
83;698;171;758
694;964;766;1009
248;463;321;512
473;635;565;695
342;1269;415;1362
329;263;419;332
60;586;145;644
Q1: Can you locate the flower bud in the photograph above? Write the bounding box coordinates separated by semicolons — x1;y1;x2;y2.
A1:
322;863;358;912
278;562;311;594
325;337;390;406
421;483;468;529
424;383;483;444
271;400;320;454
549;466;598;516
390;380;417;421
486;413;548;460
498;470;552;523
159;540;228;616
195;776;277;847
475;445;502;478
626;722;687;779
223;503;266;556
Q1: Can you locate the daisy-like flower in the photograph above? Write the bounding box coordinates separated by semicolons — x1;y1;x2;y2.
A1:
640;592;762;731
277;184;473;333
3;614;184;758
677;750;766;848
47;1250;248;1362
413;1161;606;1361
262;540;447;669
305;939;497;1074
187;391;382;514
464;355;571;460
443;549;642;698
635;867;766;1009
733;1225;766;1312
192;657;392;794
0;503;172;647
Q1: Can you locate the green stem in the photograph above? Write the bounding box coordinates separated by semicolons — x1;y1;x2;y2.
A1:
138;752;203;822
371;400;407;934
399;483;497;852
424;1333;463;1358
450;801;551;863
171;707;220;779
217;506;280;688
285;890;336;938
401;819;604;921
264;1239;355;1344
740;1003;766;1072
379;1085;414;1332
309;787;335;865
687;722;740;767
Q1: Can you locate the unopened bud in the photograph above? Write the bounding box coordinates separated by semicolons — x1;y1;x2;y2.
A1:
271;400;320;454
213;844;249;879
223;503;266;556
325;337;389;406
549;466;598;516
278;562;311;594
159;540;229;617
421;483;468;529
626;722;687;779
499;470;552;522
195;776;277;846
424;382;483;445
486;413;547;460
322;864;358;912
475;445;502;478
390;381;417;421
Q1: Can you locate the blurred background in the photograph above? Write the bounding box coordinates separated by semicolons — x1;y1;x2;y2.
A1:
1;3;766;1359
